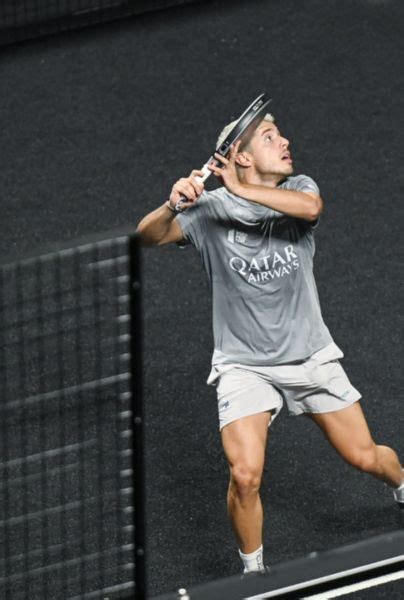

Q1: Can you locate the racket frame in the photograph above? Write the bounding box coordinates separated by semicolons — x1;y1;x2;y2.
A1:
174;93;272;210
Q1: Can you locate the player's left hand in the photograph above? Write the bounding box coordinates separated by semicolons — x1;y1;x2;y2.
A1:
208;140;243;195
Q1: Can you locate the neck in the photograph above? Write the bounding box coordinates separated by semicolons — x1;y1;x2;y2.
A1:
241;170;287;188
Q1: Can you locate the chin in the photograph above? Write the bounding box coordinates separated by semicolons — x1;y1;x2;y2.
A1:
276;165;293;178
282;168;293;178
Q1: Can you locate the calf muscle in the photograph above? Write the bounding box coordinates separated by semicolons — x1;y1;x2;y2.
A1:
308;402;403;488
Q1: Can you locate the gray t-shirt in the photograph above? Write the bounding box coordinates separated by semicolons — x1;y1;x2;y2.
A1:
176;175;335;366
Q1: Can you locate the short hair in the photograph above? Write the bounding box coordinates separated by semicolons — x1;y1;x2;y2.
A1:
216;112;275;150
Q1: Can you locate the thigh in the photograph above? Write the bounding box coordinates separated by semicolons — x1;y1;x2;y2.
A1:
306;401;376;462
279;359;362;416
221;412;271;474
216;366;283;431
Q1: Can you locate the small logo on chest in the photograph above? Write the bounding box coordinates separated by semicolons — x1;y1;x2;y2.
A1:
228;229;249;244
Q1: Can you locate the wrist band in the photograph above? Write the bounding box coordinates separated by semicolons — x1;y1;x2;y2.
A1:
166;199;186;213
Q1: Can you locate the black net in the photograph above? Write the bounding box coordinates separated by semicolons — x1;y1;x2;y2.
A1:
0;230;144;600
0;0;201;46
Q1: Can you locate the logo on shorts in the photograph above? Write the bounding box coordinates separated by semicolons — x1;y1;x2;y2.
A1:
220;400;230;411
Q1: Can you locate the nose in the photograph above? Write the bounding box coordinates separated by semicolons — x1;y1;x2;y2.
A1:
281;137;289;148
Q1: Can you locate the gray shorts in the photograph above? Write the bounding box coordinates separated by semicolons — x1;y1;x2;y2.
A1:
207;343;362;431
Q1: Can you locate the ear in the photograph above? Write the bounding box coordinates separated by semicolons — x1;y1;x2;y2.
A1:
235;151;253;168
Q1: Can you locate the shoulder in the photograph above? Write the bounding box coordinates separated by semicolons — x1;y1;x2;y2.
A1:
203;186;232;202
189;187;227;208
187;186;233;217
175;188;222;227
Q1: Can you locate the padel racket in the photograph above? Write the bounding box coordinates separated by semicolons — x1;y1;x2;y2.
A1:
175;92;272;210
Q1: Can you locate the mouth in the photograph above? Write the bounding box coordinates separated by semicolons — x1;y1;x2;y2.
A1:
281;152;293;164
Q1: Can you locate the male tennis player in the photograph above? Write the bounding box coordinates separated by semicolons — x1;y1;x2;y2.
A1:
136;113;404;574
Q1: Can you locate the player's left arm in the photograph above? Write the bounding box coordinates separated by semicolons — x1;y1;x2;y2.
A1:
228;184;323;222
208;140;323;222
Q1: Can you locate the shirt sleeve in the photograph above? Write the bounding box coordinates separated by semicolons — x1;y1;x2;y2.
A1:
175;190;210;251
294;174;321;229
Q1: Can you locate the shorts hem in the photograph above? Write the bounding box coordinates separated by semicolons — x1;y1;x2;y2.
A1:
219;406;279;431
291;393;362;417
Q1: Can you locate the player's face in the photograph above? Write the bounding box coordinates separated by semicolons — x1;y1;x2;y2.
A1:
247;121;293;178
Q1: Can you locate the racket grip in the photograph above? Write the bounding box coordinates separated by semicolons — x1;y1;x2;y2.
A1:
175;159;215;209
195;161;214;184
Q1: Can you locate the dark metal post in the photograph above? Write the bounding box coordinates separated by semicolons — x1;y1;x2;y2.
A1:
129;233;146;599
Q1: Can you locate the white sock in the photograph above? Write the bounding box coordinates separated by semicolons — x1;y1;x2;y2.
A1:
239;544;264;573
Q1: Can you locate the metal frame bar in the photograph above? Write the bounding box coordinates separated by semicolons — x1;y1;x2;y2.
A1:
129;233;146;599
151;531;404;600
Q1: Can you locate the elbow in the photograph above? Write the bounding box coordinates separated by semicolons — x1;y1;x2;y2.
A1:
136;218;164;247
135;221;145;241
135;221;146;237
135;220;153;246
308;196;323;221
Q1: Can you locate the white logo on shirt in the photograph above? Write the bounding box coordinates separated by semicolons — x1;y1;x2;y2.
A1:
229;244;299;284
228;229;249;244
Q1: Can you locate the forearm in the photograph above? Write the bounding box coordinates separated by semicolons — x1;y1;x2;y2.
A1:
136;202;175;246
234;183;323;221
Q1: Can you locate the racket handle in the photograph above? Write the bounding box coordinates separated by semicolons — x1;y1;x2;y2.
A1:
195;160;214;184
176;158;216;208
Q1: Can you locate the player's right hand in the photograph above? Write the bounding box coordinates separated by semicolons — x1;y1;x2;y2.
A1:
168;170;205;210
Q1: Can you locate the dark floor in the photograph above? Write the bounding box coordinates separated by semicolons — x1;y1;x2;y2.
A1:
0;0;403;597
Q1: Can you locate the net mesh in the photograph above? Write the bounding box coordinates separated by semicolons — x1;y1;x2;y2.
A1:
0;0;201;45
0;231;142;599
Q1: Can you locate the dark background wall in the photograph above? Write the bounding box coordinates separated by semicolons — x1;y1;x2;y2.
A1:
0;0;403;596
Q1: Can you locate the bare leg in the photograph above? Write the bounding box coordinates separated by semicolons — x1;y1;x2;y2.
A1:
221;411;271;554
307;401;403;488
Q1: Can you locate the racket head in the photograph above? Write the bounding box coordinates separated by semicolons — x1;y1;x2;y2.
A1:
215;93;272;156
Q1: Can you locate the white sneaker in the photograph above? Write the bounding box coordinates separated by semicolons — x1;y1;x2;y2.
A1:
393;470;404;508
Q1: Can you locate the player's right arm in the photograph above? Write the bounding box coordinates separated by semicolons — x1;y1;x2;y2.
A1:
136;170;205;246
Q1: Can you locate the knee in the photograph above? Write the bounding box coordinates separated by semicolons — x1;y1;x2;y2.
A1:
229;463;262;499
348;445;379;474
